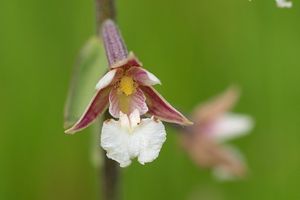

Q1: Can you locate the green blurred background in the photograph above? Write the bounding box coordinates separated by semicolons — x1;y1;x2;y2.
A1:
1;0;299;199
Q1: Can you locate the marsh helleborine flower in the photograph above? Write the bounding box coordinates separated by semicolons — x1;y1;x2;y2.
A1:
65;19;192;167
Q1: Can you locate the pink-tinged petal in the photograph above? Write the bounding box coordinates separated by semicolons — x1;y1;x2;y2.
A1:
111;52;142;69
192;86;239;125
127;66;161;86
140;86;192;125
65;87;111;134
108;88;120;118
130;88;148;115
109;87;148;118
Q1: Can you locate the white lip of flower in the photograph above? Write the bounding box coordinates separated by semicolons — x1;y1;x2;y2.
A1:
101;109;166;167
276;0;292;8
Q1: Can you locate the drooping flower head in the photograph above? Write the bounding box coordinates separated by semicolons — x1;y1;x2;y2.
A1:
65;19;192;167
180;87;253;179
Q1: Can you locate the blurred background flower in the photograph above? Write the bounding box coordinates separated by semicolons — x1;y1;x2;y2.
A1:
180;87;253;180
276;0;293;8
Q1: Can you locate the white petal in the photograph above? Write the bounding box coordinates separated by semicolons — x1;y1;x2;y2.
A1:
129;109;141;129
210;113;254;142
101;119;132;167
95;69;117;90
100;117;166;167
134;118;166;165
142;69;161;85
119;110;141;130
276;0;292;8
119;111;131;130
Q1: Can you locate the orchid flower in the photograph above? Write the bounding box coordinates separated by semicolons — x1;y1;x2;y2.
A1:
276;0;292;8
180;87;253;179
65;19;191;167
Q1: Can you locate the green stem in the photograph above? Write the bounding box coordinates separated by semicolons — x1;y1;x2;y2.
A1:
101;148;120;200
100;111;120;200
94;1;119;200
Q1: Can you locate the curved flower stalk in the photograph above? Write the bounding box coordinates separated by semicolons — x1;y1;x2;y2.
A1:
65;19;191;167
180;87;253;180
276;0;292;8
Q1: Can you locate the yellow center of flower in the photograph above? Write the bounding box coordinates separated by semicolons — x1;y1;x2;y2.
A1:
119;76;135;96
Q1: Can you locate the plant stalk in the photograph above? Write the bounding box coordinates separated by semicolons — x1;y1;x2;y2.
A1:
95;0;116;34
101;148;120;200
94;1;119;200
